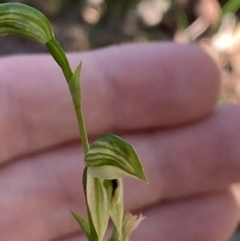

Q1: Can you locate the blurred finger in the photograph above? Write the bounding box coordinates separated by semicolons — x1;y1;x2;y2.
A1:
1;139;236;241
0;43;220;163
53;188;238;241
132;189;237;241
3;103;240;241
125;105;240;204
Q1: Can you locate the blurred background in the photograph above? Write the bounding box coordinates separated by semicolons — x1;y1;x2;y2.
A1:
1;0;240;240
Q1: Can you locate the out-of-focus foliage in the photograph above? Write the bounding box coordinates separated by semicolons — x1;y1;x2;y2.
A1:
223;0;240;14
0;0;174;54
0;0;238;55
173;0;240;103
0;0;239;101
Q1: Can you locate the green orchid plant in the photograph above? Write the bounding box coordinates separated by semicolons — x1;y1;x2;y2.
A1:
0;3;148;241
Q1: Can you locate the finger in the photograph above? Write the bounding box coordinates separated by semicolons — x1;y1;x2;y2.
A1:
0;144;85;241
132;189;237;241
231;184;240;209
0;43;220;163
55;189;237;241
75;42;221;130
55;192;237;241
0;141;236;241
125;104;240;204
3;102;240;241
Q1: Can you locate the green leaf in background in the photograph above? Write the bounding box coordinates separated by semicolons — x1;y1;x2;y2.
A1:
72;211;91;240
218;93;228;105
222;0;240;14
0;3;54;43
176;10;189;31
104;179;124;240
86;171;109;241
85;134;148;182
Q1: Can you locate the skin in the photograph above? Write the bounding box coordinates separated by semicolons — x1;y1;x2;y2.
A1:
0;42;238;241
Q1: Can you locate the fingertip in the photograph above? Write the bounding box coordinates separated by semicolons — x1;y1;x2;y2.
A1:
78;42;221;132
131;190;237;241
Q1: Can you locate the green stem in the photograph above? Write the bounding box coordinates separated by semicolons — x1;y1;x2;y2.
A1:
46;38;72;82
46;38;89;154
72;93;90;154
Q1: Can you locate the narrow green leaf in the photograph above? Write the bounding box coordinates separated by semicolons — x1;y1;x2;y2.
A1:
68;63;89;154
218;93;228;105
104;179;124;240
222;0;240;14
86;170;109;241
0;3;54;43
176;10;189;31
72;211;91;240
69;63;82;105
85;134;148;182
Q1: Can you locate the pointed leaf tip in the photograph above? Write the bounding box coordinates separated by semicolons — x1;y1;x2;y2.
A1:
72;211;91;240
85;134;148;182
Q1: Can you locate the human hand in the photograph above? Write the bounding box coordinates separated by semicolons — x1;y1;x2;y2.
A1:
0;43;237;241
